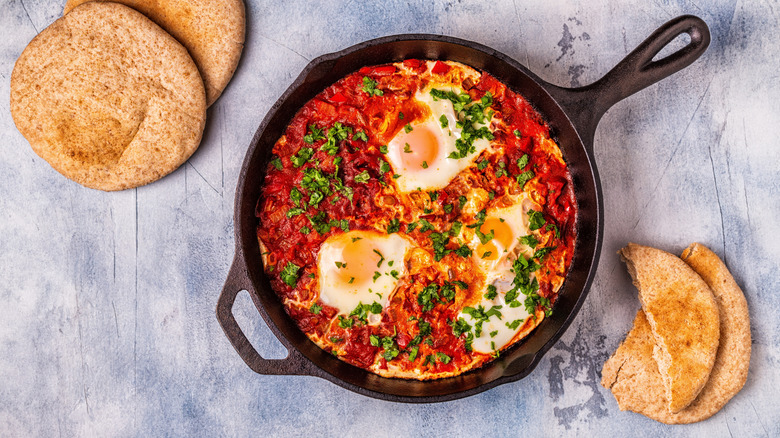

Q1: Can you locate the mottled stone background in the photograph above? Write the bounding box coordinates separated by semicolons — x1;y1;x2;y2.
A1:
1;0;778;436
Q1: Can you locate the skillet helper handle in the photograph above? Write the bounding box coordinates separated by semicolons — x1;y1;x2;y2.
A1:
216;254;312;376
548;15;710;144
590;14;710;114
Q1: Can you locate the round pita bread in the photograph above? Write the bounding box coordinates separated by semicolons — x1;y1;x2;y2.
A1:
602;243;750;424
64;0;245;106
11;2;207;191
618;243;720;413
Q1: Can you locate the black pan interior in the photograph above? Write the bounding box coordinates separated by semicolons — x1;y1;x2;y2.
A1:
234;35;601;401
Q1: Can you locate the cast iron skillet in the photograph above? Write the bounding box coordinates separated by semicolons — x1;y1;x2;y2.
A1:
217;15;710;402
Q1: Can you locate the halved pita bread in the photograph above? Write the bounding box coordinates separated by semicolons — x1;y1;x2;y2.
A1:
618;243;719;413
603;243;749;423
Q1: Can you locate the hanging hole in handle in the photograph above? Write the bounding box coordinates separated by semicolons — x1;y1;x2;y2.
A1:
652;32;692;62
232;289;289;359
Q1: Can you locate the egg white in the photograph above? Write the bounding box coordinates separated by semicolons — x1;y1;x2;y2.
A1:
385;88;493;192
458;195;543;354
318;230;412;323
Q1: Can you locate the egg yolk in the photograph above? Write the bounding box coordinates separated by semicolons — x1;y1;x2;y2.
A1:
399;124;440;169
476;218;514;261
334;238;380;287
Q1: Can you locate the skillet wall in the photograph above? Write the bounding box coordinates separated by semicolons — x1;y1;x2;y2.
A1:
234;35;600;401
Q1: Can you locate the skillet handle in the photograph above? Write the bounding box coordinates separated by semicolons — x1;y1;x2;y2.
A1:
216;252;314;376
547;15;710;147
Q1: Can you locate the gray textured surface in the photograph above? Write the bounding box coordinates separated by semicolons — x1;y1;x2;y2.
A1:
1;0;779;436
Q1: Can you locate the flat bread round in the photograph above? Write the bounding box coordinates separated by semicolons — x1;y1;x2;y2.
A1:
619;243;720;413
602;243;750;424
11;2;207;191
64;0;245;106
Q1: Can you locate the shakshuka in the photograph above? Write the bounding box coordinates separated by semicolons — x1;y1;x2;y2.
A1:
256;60;577;379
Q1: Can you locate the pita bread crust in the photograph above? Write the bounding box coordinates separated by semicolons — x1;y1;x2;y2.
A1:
618;243;719;413
64;0;246;106
10;2;206;191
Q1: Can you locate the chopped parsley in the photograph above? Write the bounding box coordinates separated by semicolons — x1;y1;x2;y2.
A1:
546;223;561;239
286;207;305;218
303;124;326;144
354;170;371;183
534;246;556;261
517;154;529;169
349;301;383;324
320;122;352;155
337;315;353;328
270;156;283;170
403;143;412;153
528;209;545;230
443;204;453;213
506;319;524;330
379;145;389;154
516;170;535;188
439;114;449;128
421;161;428;169
429;89;495;160
309;303;322;314
436;352;452;364
513;129;522;138
462;304;503;338
373;249;385;268
417;219;435;233
353;130;368;142
399;112;404;120
417;281;466;312
290;147;314;168
429;231;471;261
386;218;400;233
495;161;507;178
485;284;498;300
458;195;467;209
404;123;413;133
280;262;300;287
290;187;303;206
362;76;383;97
379;160;391;174
520;234;540;248
418;283;441;312
380;336;400;361
408;346;419;362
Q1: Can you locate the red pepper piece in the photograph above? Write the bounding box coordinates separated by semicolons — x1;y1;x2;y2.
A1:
432;61;450;75
330;91;348;103
403;59;422;69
